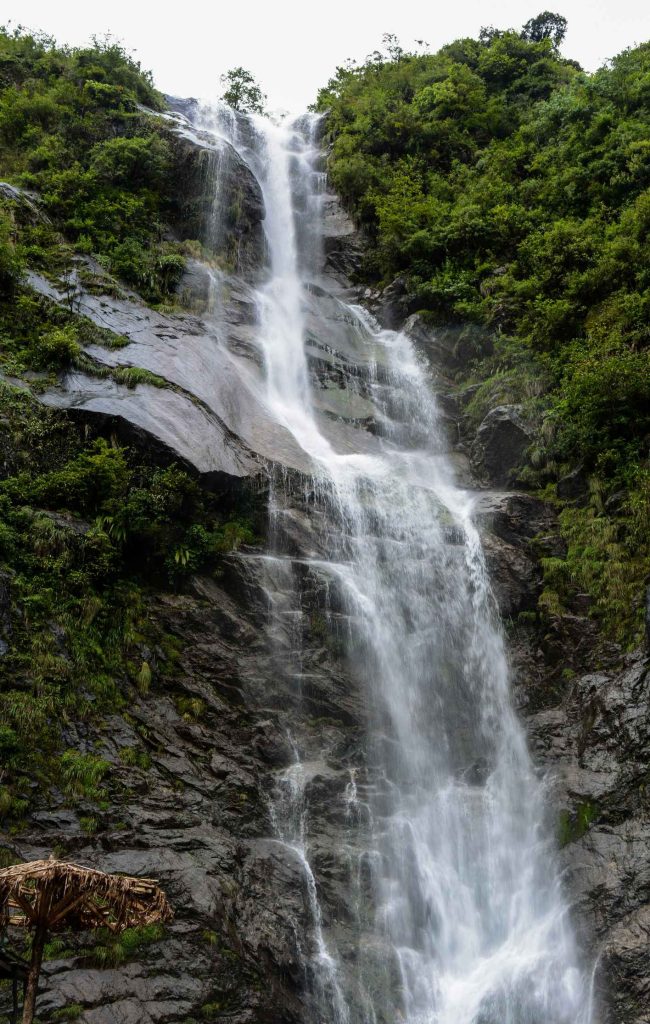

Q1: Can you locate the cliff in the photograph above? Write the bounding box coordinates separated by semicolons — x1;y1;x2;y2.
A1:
0;23;648;1024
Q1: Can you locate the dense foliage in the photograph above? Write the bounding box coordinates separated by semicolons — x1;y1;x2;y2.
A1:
0;384;256;821
0;25;185;301
0;28;259;824
317;20;650;643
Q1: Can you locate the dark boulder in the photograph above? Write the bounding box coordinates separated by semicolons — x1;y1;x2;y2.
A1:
377;277;420;329
557;463;589;504
470;405;533;487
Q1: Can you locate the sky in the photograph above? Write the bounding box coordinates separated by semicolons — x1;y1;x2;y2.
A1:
3;0;648;112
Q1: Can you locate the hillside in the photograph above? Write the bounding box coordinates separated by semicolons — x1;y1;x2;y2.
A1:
316;20;650;646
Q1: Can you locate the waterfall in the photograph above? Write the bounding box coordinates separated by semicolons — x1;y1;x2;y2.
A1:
197;105;594;1024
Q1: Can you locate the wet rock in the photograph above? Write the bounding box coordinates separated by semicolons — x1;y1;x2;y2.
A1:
176;258;213;312
28;270;315;480
41;511;92;536
523;642;650;1020
0;180;48;224
481;532;540;617
470;405;533;487
321;193;362;281
163;114;266;276
164;94;201;122
474;491;565;557
557;463;589;504
474;491;564;616
402;314;457;376
377;276;419;328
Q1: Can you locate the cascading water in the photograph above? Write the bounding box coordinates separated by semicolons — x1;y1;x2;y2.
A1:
196;104;595;1024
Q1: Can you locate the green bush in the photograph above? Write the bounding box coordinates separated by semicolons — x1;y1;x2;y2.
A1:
0;383;261;818
60;750;110;801
0;207;25;294
0;26;182;301
34;324;81;368
558;350;650;467
90;923;164;967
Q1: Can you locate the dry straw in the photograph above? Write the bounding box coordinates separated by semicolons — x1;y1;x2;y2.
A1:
0;859;172;1024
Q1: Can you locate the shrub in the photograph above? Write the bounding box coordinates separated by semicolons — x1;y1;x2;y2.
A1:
0;208;25;294
34;324;81;369
60;750;110;800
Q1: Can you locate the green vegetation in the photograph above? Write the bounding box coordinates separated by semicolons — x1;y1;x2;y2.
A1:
558;801;599;846
539;476;650;641
176;696;207;722
0;28;266;832
89;923;165;967
60;751;110;802
0;25;185;302
219;67;266;115
317;17;650;644
52;1005;83;1021
118;745;151;770
0;288;135;382
201;1003;225;1020
0;382;257;822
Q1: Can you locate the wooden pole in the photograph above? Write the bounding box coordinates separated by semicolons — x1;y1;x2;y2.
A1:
10;974;19;1024
21;924;46;1024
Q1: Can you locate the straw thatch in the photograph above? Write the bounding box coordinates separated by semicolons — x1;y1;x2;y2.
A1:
0;859;173;933
0;859;173;1024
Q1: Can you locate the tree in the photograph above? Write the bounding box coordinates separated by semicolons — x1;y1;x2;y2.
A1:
521;11;568;47
479;26;503;45
219;67;266;114
382;33;405;61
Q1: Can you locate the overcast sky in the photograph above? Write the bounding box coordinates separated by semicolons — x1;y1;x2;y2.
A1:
3;0;648;112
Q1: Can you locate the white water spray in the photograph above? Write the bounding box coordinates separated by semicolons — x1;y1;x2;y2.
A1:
200;105;594;1024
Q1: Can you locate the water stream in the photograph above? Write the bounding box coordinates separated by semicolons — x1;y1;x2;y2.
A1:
196;105;594;1024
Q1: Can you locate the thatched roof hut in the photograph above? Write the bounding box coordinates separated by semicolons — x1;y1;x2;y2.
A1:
0;859;172;933
0;859;172;1024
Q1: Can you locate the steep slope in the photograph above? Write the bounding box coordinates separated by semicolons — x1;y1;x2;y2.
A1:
0;22;648;1024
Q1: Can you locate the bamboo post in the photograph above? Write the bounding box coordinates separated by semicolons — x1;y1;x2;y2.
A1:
10;973;19;1024
22;923;46;1024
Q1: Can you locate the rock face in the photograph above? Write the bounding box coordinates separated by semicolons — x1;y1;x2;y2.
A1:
3;533;367;1024
473;491;564;618
28;270;314;482
7;101;649;1024
163;109;267;276
470;404;533;487
320;193;362;281
523;650;650;1024
473;486;650;1023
